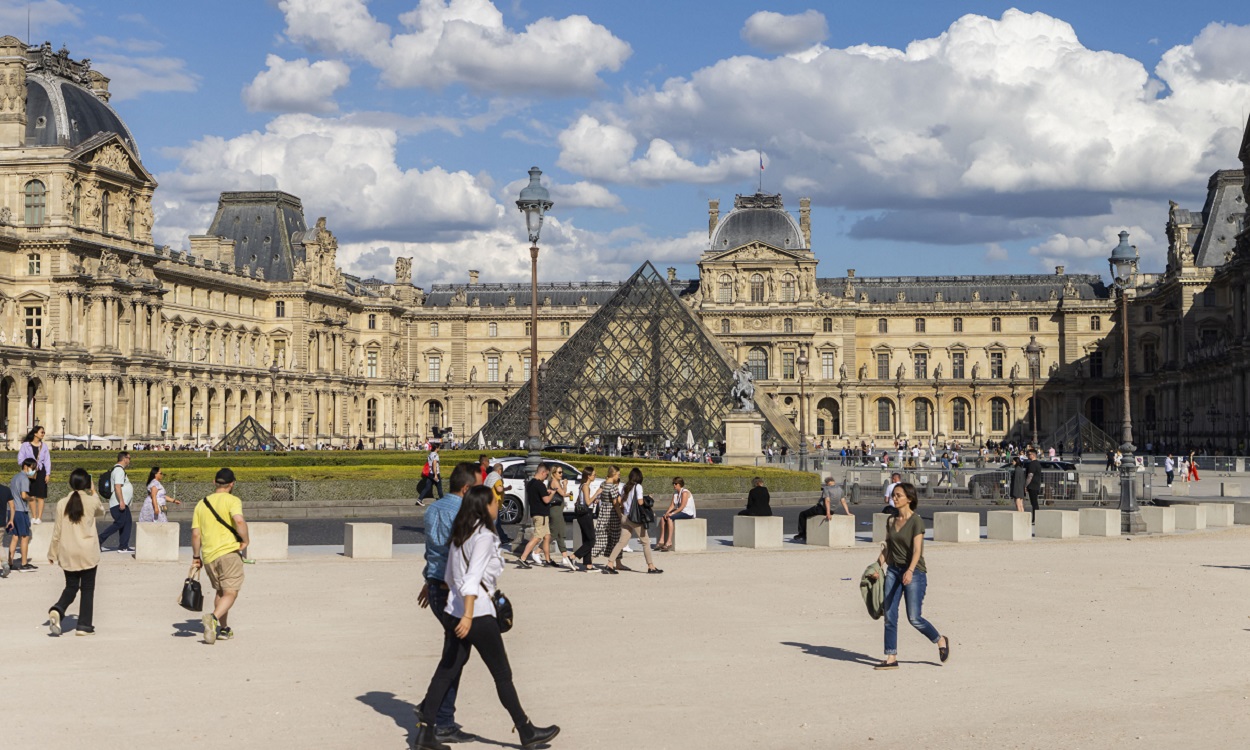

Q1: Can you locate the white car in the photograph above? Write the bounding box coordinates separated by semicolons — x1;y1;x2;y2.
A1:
495;457;603;525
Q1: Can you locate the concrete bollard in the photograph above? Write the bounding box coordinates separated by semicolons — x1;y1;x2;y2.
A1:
872;513;891;543
1035;509;1079;539
987;511;1031;541
732;515;783;549
1201;503;1234;527
1174;504;1207;531
247;522;289;561
28;522;53;562
672;518;708;552
1141;506;1175;534
1171;484;1190;496
1223;482;1243;498
1234;503;1250;525
806;515;855;548
1079;508;1120;537
135;522;180;562
933;512;979;543
345;523;393;559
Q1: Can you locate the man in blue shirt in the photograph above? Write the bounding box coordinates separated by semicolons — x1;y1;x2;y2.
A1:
416;461;480;744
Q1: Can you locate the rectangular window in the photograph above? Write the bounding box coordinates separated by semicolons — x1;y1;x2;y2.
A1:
367;350;378;378
1089;351;1103;378
275;300;285;318
877;318;888;333
990;352;1004;379
953;317;963;333
1028;316;1039;332
366;400;377;432
913;352;928;380
428;355;441;383
1143;343;1157;373
877;401;892;433
488;355;499;382
783;351;795;380
915;318;925;333
24;305;42;349
877;352;890;380
991;317;1002;332
27;254;40;275
821;352;834;380
368;313;377;330
523;356;531;381
952;352;965;379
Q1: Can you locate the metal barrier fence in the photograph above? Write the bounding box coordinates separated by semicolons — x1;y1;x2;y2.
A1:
838;467;1154;507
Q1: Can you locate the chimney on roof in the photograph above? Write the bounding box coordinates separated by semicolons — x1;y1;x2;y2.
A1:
799;198;811;248
1056;265;1065;275
468;270;479;285
847;269;856;278
708;199;719;239
667;267;677;282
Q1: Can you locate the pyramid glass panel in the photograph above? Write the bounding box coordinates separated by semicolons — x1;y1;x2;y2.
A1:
213;415;286;451
475;262;798;452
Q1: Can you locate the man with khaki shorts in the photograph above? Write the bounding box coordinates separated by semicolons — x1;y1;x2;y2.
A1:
191;468;249;644
516;463;554;569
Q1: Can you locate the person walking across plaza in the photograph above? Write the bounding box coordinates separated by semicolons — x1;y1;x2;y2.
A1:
1165;454;1175;487
18;426;51;524
655;476;696;552
482;461;510;546
869;482;950;670
96;452;134;553
46;468;105;636
739;476;772;517
546;465;576;570
416;462;481;744
7;457;38;571
1009;455;1027;514
571;466;600;571
1024;448;1043;521
1188;450;1200;482
414;485;560;750
881;472;902;515
590;466;622;564
794;477;847;542
417;444;443;507
191;468;249;644
604;468;662;575
515;463;555;569
139;466;181;523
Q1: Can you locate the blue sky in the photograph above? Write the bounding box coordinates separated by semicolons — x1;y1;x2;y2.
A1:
8;0;1250;286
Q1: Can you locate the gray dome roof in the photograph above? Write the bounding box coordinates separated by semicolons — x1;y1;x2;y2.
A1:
25;72;139;156
710;193;804;252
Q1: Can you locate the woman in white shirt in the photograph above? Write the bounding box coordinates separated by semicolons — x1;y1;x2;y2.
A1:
603;468;663;575
655;476;696;552
415;486;559;750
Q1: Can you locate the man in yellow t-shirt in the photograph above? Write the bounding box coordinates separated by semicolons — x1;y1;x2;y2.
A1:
191;468;249;645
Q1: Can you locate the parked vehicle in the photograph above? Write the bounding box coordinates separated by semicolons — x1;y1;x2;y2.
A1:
965;460;1081;501
495;457;603;524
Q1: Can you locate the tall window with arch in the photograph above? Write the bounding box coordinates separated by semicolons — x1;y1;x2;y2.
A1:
720;318;730;335
747;347;768;381
822;317;833;333
1028;316;1039;332
428;401;443;432
991;316;1002;332
750;273;765;302
101;191;110;233
488;322;498;337
951;398;969;432
914;399;931;432
24;179;46;226
718;274;733;303
781;273;796;302
486;400;501;422
368;313;377;330
877;318;888;333
366;398;378;432
990;397;1009;432
783;317;793;333
428;321;437;337
876;399;893;433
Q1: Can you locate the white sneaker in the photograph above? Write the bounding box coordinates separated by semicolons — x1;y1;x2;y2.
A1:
530;551;543;565
623;544;636;553
48;610;61;636
32;518;41;525
561;557;575;571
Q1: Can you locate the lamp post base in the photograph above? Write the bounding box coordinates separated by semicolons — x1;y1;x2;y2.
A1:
1118;444;1145;534
1121;508;1146;534
798;445;808;473
525;437;543;479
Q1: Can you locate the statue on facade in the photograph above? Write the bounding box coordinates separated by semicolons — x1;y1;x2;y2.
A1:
395;257;412;285
278;349;286;368
469;366;477;383
1010;363;1020;379
896;364;905;380
505;366;513;383
233;337;241;365
971;362;980;380
859;363;868;380
0;328;7;346
839;363;847;381
730;363;756;412
0;206;12;226
934;363;943;380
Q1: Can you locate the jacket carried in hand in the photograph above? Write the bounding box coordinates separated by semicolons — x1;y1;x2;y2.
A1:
859;561;884;620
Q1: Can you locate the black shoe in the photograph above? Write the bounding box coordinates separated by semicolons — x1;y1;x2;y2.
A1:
601;566;618;575
515;560;532;569
413;723;451;750
19;563;37;572
516;721;560;749
646;568;664;574
435;726;478;744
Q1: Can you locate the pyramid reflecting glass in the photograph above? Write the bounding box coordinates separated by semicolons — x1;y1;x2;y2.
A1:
213;415;285;451
475;262;798;453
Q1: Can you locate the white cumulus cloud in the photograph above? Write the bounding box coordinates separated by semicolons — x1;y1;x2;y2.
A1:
278;0;631;94
557;114;757;185
741;10;828;54
242;54;351;113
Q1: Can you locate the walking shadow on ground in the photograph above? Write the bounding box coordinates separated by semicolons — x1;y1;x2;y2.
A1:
45;614;79;636
171;618;204;638
356;691;524;749
781;641;940;668
1202;565;1250;571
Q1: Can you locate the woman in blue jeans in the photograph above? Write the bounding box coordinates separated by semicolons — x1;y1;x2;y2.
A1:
869;482;950;670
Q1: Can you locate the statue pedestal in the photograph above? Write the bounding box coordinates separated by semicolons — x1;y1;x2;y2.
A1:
722;410;765;466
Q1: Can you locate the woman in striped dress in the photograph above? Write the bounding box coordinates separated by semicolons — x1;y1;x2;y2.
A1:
591;465;621;561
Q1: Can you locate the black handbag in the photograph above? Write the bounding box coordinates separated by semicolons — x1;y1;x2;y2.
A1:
179;566;204;612
490;585;514;633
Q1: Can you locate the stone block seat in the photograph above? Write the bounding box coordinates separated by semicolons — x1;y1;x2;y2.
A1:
987;511;1031;541
1035;510;1079;539
1174;504;1207;531
1201;503;1234;527
732;515;783;549
672;518;708;552
806;514;855;547
345;523;393;559
933;512;979;543
136;522;180;562
1079;508;1120;537
1141;506;1175;534
247;522;289;560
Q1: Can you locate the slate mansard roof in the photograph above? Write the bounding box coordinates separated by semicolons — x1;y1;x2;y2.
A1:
1190;169;1246;268
814;273;1111;304
25;71;139;156
711;193;807;253
422;281;623;308
207;191;310;282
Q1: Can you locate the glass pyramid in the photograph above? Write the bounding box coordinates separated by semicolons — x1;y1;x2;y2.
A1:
213;415;286;452
475;261;798;453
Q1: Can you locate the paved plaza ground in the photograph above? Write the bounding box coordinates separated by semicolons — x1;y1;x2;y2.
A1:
4;524;1250;749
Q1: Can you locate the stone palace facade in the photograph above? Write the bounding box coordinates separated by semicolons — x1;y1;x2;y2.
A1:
0;36;1246;451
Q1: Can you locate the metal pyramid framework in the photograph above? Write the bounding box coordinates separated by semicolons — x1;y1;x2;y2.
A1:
213;415;285;452
474;262;799;452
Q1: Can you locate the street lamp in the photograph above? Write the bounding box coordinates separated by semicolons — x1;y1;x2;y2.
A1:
192;410;203;449
796;348;810;472
1109;231;1144;533
87;416;94;451
60;416;66;452
1025;335;1041;448
516;166;553;479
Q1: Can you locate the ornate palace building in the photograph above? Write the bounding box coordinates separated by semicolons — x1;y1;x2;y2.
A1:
0;36;1246;451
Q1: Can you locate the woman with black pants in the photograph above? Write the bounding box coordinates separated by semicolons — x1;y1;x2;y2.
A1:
47;469;105;636
572;466;600;571
415;485;559;750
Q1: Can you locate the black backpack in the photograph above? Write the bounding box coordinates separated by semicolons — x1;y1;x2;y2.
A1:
98;464;122;500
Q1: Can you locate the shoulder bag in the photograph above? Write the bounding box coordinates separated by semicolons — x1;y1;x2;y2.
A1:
573;485;591;518
179;564;204;612
202;497;247;561
460;543;513;633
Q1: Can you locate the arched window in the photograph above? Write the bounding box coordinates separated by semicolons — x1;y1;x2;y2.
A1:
720;318;730;334
24;180;46;226
1085;396;1105;431
488;322;498;337
427;401;443;431
524;321;532;336
990;397;1009;432
1028;316;1039;332
101;191;110;233
914;398;931;432
560;321;570;336
71;183;81;225
368;313;377;330
430;322;439;337
877;318;888;333
876;398;894;433
783;317;794;333
747;347;768;381
817;397;840;435
953;317;963;333
1090;316;1101;331
750;274;765;302
914;318;925;333
718;274;733;303
366;398;378;432
951;398;970;433
127;198;136;238
822;317;832;333
991;316;1002;332
781;273;796;302
486;399;502;422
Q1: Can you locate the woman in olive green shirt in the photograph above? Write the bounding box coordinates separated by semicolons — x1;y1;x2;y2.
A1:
871;482;950;669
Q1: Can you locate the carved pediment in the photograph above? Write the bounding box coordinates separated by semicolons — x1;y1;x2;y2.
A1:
703;241;809;264
67;133;153;183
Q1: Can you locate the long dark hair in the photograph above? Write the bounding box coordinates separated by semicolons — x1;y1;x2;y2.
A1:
23;426;42;444
896;482;919;511
450;485;498;549
147;466;161;485
622;467;644;505
65;468;92;524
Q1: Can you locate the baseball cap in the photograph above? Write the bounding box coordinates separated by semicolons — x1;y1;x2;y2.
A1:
214;468;236;484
